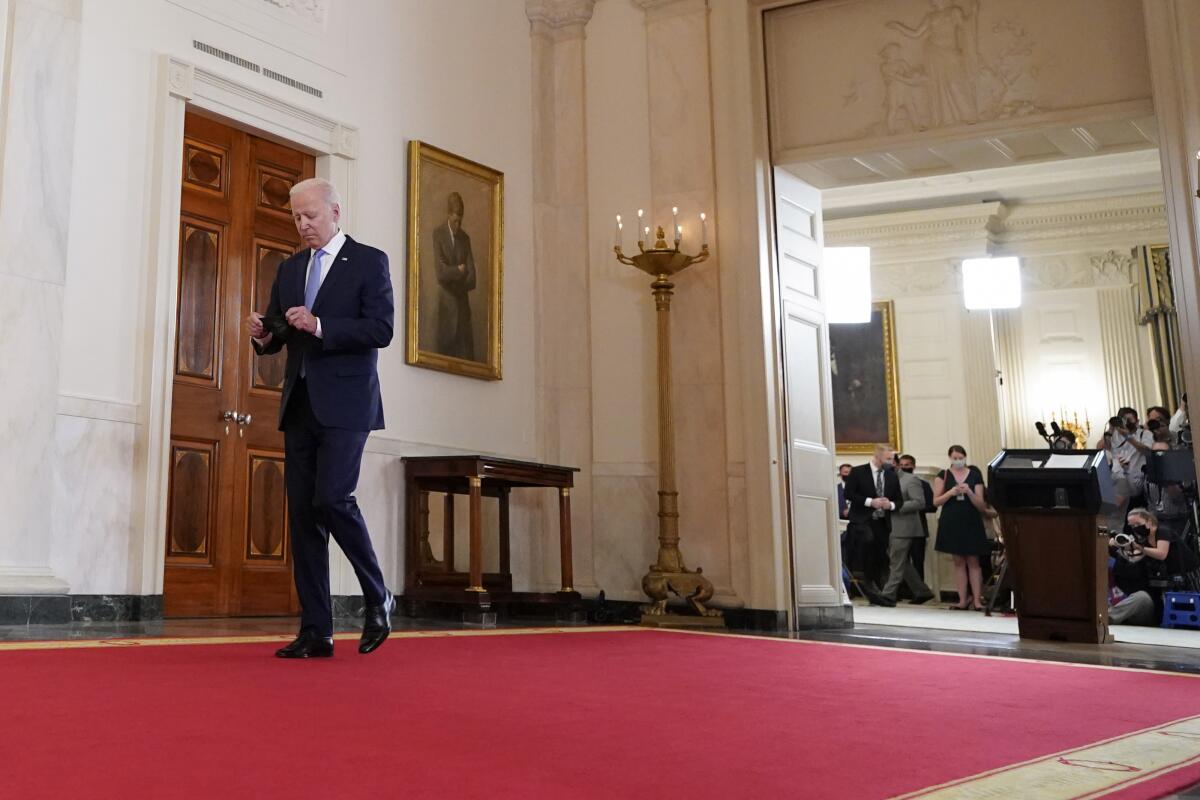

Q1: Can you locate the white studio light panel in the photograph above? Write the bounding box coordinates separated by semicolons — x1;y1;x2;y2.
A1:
825;246;872;323
962;256;1022;310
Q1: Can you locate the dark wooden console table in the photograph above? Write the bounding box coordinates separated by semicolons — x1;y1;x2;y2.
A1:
402;455;580;621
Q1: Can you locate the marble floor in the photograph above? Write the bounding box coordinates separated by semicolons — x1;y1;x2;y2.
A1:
3;612;1199;798
852;601;1200;650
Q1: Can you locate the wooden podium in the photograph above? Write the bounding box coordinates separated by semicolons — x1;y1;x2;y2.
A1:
989;450;1114;644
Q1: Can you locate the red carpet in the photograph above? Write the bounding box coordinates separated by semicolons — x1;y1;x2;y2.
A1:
4;628;1200;799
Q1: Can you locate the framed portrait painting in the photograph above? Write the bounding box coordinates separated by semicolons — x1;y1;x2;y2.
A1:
829;300;901;454
405;141;503;380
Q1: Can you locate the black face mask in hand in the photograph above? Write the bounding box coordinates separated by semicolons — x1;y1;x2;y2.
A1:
261;313;292;342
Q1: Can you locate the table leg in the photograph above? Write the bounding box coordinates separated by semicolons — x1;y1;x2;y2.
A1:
418;490;434;565
443;492;455;573
468;476;484;592
499;486;511;577
404;476;418;590
558;487;574;592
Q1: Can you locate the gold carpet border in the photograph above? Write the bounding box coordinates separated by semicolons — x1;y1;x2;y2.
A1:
0;625;649;652
658;627;1200;680
3;623;1198;682
887;714;1200;800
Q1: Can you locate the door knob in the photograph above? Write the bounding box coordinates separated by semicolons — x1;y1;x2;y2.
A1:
236;412;252;426
221;409;236;435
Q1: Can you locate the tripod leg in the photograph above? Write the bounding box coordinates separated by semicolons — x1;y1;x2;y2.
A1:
986;559;1007;617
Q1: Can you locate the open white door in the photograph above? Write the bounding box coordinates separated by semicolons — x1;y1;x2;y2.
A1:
772;167;847;625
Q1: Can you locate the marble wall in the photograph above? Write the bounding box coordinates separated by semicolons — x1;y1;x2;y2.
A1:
0;0;82;596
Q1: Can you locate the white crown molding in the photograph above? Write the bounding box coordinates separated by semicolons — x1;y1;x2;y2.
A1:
825;201;1005;251
828;192;1167;258
999;192;1166;243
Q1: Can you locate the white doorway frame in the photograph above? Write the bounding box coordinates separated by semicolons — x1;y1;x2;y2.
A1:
130;55;359;597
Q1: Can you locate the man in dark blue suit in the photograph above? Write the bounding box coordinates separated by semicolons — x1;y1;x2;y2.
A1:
247;177;394;659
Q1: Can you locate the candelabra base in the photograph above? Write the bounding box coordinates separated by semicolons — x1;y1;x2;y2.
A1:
640;611;727;629
641;566;724;620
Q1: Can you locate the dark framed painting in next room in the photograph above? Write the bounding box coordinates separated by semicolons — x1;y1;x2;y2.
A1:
829;300;901;454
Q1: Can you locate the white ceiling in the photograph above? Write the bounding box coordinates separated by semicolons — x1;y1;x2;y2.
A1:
780;113;1164;219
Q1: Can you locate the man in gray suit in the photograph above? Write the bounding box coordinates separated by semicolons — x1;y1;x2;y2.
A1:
881;454;935;604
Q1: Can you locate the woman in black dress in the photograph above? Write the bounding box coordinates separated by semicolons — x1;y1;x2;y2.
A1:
933;445;991;610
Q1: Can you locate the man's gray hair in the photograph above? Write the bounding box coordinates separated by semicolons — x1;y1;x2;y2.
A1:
290;177;341;208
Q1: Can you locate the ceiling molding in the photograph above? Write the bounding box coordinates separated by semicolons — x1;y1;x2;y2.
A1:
827;192;1167;265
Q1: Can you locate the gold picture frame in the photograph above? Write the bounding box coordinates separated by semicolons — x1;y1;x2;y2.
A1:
405;140;503;380
829;300;902;454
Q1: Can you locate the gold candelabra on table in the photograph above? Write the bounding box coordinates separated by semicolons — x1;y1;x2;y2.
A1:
613;210;724;627
1046;408;1092;449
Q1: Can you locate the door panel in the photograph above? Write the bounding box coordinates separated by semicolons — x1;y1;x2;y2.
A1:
773;168;842;610
164;111;314;617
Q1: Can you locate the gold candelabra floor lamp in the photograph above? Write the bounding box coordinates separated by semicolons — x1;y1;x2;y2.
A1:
613;210;725;628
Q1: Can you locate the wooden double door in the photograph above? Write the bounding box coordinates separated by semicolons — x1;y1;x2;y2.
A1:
164;112;315;617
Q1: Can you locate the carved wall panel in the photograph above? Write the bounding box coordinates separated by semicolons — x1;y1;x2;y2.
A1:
765;0;1151;159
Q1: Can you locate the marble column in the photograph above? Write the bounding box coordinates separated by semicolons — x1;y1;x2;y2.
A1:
633;0;736;604
960;310;1002;465
1098;286;1148;418
0;0;81;613
527;0;597;594
1144;1;1200;435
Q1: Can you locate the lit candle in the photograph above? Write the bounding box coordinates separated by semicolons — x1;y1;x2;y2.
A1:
637;209;644;242
614;214;622;248
675;224;682;245
644;225;650;242
672;206;678;237
700;212;707;247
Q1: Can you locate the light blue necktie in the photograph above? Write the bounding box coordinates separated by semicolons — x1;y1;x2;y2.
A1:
300;248;324;378
304;248;325;310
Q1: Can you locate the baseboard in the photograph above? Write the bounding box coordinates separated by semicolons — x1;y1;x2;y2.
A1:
0;594;164;625
582;597;794;633
331;595;367;619
791;604;855;630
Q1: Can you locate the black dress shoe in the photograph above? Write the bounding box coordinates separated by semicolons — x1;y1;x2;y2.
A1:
359;591;395;654
865;589;897;608
276;630;334;659
910;594;935;605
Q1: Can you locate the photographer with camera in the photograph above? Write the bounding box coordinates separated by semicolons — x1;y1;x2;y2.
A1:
1097;407;1153;509
1109;509;1199;625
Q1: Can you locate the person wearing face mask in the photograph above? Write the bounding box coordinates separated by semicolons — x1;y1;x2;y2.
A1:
880;454;935;604
933;445;990;610
1098;407;1153;510
1109;509;1198;625
843;445;904;606
898;453;934;580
